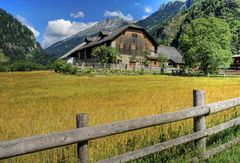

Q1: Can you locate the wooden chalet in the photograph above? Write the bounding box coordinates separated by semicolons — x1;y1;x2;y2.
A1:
60;24;183;68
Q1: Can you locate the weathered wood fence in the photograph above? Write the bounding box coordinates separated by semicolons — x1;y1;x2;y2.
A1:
0;90;240;162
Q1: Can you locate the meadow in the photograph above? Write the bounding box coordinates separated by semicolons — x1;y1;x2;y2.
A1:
0;71;240;162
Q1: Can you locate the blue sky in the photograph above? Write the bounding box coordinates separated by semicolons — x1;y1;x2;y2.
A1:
0;0;173;48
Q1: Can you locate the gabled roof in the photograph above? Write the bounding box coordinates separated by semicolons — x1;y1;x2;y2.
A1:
60;42;86;59
60;24;158;59
85;36;101;43
99;31;110;37
77;24;158;51
157;46;183;64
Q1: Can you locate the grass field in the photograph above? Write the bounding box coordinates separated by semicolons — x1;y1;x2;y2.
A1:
0;71;240;162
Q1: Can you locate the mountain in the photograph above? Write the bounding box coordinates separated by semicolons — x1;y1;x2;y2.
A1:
186;0;195;8
154;0;240;54
137;0;185;42
0;9;53;65
44;18;132;58
45;0;240;58
45;1;185;58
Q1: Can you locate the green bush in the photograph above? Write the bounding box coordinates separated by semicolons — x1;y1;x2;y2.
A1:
0;60;50;72
54;60;96;76
76;68;96;76
92;45;117;63
54;60;165;77
0;65;10;72
54;59;78;75
54;60;69;73
9;60;44;71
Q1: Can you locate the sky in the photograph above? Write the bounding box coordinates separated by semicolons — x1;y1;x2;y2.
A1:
0;0;173;48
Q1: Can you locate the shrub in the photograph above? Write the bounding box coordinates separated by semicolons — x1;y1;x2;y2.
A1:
69;66;78;75
0;65;10;72
9;60;44;71
92;45;117;63
54;60;70;73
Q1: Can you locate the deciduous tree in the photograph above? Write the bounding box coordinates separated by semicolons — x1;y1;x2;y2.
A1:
180;17;233;75
92;45;117;63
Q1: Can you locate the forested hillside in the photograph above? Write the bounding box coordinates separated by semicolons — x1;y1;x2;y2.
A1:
152;0;240;54
0;9;54;66
137;0;185;38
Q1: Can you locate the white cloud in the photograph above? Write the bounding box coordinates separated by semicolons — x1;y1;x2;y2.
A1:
141;15;149;20
70;11;85;18
16;15;40;38
43;19;97;48
104;10;134;21
144;6;153;14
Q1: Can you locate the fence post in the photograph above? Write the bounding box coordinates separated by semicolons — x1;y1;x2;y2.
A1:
193;90;206;153
76;113;89;163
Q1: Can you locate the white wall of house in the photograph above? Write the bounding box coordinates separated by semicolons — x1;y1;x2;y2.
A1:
66;57;76;65
111;41;116;48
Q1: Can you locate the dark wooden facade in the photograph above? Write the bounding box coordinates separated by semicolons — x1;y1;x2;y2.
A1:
63;25;159;65
114;28;157;56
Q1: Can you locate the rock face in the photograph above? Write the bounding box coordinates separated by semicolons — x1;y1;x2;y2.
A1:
137;1;185;32
44;18;132;58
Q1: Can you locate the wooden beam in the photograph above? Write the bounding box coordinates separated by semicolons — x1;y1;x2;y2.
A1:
191;136;240;162
99;117;240;163
0;106;208;160
203;137;240;160
208;97;240;114
76;114;89;163
99;130;207;163
1;96;240;160
193;90;206;152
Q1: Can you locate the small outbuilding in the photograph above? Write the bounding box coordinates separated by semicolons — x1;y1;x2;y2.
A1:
157;46;184;68
231;54;240;70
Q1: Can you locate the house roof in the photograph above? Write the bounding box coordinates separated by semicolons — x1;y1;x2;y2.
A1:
157;46;183;64
60;42;86;59
99;31;110;36
60;24;158;59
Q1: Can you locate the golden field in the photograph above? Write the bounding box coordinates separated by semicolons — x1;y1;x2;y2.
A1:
0;71;240;162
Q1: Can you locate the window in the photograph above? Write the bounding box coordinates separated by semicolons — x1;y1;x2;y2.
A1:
132;33;138;38
120;43;124;49
131;45;136;50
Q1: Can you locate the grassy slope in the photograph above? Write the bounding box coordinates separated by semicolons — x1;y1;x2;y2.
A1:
0;71;240;162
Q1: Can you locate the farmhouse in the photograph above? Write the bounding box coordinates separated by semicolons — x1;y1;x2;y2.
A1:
60;24;183;68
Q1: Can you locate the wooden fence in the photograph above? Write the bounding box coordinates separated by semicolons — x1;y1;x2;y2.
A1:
77;62;179;73
0;90;240;162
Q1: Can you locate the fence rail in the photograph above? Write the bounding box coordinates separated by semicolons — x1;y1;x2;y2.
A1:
76;62;179;73
0;90;240;162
